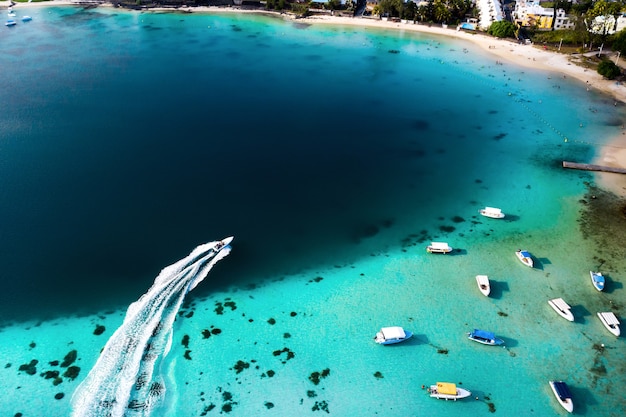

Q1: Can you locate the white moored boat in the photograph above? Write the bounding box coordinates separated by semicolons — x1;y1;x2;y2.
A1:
428;382;471;400
590;271;605;291
426;242;452;254
374;326;413;345
476;275;490;296
549;380;574;413
597;312;620;336
548;298;574;322
479;206;505;219
515;250;533;267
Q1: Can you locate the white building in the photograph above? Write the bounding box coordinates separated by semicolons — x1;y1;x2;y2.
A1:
477;0;504;30
589;13;626;35
514;0;574;30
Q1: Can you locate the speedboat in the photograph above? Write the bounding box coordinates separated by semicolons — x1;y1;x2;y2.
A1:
548;298;574;322
515;249;533;267
549;380;574;413
597;312;620;336
426;242;452;254
590;271;605;291
476;275;490;296
21;16;32;22
5;19;16;26
467;329;504;346
213;236;234;251
428;382;471;400
374;326;413;345
479;206;505;219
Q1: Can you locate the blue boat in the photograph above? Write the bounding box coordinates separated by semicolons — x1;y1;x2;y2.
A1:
467;329;504;346
21;16;33;22
516;249;534;267
590;271;605;291
5;20;17;27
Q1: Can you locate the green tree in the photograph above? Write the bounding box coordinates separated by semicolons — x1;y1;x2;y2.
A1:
402;1;418;21
597;59;622;79
326;0;341;11
488;20;516;38
433;0;451;23
377;0;403;17
612;29;626;55
585;0;623;38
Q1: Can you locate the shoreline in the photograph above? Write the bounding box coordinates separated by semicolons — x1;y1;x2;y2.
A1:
5;1;626;195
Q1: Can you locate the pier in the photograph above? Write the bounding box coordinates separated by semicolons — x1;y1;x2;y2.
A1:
562;161;626;174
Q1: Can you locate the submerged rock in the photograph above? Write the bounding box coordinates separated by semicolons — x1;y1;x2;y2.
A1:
309;368;330;385
63;366;80;380
60;350;77;368
18;360;38;375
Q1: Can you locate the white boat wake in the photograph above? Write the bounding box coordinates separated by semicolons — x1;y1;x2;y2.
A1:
71;237;233;417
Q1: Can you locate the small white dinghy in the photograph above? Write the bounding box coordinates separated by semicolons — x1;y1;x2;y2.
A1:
515;250;534;267
476;275;490;296
428;382;471;400
548;298;574;322
426;242;452;254
597;312;620;336
479;206;505;219
549;380;574;413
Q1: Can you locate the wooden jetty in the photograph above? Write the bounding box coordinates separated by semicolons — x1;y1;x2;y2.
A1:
562;161;626;174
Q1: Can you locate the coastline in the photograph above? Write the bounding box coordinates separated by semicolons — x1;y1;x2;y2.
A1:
5;2;624;100
5;1;626;195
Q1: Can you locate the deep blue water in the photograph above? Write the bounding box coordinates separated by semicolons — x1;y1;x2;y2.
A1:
0;6;622;323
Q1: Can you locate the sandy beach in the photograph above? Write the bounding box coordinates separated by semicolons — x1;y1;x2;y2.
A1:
5;0;626;195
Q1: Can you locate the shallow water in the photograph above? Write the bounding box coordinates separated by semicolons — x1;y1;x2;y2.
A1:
0;6;625;417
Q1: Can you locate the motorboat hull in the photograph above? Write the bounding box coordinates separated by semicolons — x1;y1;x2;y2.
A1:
467;329;504;346
427;242;452;254
548;298;575;322
515;250;534;267
549;381;574;413
375;328;413;345
597;312;620;336
479;207;505;219
429;385;471;400
590;271;605;291
476;275;490;296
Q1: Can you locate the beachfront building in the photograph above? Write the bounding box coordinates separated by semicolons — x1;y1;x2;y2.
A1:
476;0;504;30
588;13;626;35
513;0;575;30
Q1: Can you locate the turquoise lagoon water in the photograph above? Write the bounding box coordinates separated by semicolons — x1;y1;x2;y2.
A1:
1;6;625;416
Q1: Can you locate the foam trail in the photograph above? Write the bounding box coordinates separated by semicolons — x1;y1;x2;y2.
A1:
71;238;233;417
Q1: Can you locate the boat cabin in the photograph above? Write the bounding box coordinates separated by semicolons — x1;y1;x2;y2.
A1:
553;381;572;401
427;242;453;254
468;329;503;345
374;326;412;344
598;312;621;336
480;206;505;218
434;382;457;396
